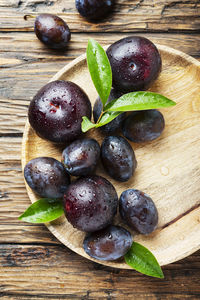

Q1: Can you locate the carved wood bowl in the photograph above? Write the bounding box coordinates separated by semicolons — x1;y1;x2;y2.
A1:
22;44;200;268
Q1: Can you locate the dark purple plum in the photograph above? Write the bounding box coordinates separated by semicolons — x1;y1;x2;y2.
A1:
119;189;158;235
101;136;137;182
34;14;71;50
62;138;100;176
107;36;162;92
75;0;115;21
28;80;91;144
83;225;133;261
93;88;126;134
24;157;70;198
63;175;118;232
122;110;165;143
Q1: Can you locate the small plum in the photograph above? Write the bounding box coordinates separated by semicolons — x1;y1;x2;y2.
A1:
101;136;137;182
34;14;71;50
75;0;115;21
122;110;165;143
62;138;100;176
83;225;133;261
24;157;70;198
119;189;158;235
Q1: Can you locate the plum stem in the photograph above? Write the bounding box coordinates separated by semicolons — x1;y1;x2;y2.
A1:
96;111;104;124
24;14;36;21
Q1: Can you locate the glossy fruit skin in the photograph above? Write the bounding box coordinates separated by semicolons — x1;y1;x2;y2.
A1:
28;80;91;144
75;0;115;21
34;14;71;50
83;225;133;261
63;175;118;232
93;88;126;134
24;157;70;198
119;189;158;235
122;110;165;143
62;138;100;176
101;136;137;182
106;36;162;92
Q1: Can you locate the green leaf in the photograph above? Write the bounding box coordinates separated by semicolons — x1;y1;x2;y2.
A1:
105;91;176;112
81;116;96;133
19;198;64;223
96;111;122;127
81;112;123;133
124;242;164;278
87;39;112;107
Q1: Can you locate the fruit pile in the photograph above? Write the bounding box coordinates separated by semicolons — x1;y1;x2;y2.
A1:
22;36;172;257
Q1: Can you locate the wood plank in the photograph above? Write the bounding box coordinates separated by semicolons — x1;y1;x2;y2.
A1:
0;244;199;298
0;0;199;32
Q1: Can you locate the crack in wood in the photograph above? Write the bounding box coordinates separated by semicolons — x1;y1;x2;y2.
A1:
161;0;199;15
128;0;145;12
160;202;200;230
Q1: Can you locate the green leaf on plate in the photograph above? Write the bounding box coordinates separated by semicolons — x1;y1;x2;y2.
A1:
96;111;122;127
124;242;164;278
18;198;64;223
105;91;176;112
87;38;112;107
81;116;96;133
81;111;123;133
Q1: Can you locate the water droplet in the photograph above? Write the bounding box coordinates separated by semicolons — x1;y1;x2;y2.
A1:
160;166;169;176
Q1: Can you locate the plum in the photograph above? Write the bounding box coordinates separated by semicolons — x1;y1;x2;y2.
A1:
101;136;137;182
28;80;91;143
119;189;158;235
107;36;162;92
83;225;133;261
62;138;100;176
122;110;165;143
93;88;126;134
24;157;70;198
63;175;118;232
34;14;71;50
75;0;115;21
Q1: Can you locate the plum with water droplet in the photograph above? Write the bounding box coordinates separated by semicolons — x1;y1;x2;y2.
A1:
75;0;115;21
63;175;118;232
122;110;165;143
62;138;100;176
107;36;162;92
34;14;71;50
119;189;158;234
101;136;137;182
83;225;133;261
28;80;91;143
24;157;70;198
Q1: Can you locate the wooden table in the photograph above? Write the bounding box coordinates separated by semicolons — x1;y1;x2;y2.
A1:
0;1;200;298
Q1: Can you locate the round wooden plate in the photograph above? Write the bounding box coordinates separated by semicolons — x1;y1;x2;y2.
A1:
22;44;200;268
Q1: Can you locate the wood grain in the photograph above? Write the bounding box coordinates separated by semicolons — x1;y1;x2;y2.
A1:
0;0;199;32
0;244;200;299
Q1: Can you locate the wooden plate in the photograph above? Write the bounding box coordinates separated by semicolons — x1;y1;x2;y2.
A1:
21;45;200;268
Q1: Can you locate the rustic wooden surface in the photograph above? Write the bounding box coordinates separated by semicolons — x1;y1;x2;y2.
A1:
0;0;200;298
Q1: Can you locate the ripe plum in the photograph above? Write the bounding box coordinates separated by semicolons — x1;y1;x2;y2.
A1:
24;157;70;198
63;175;118;232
